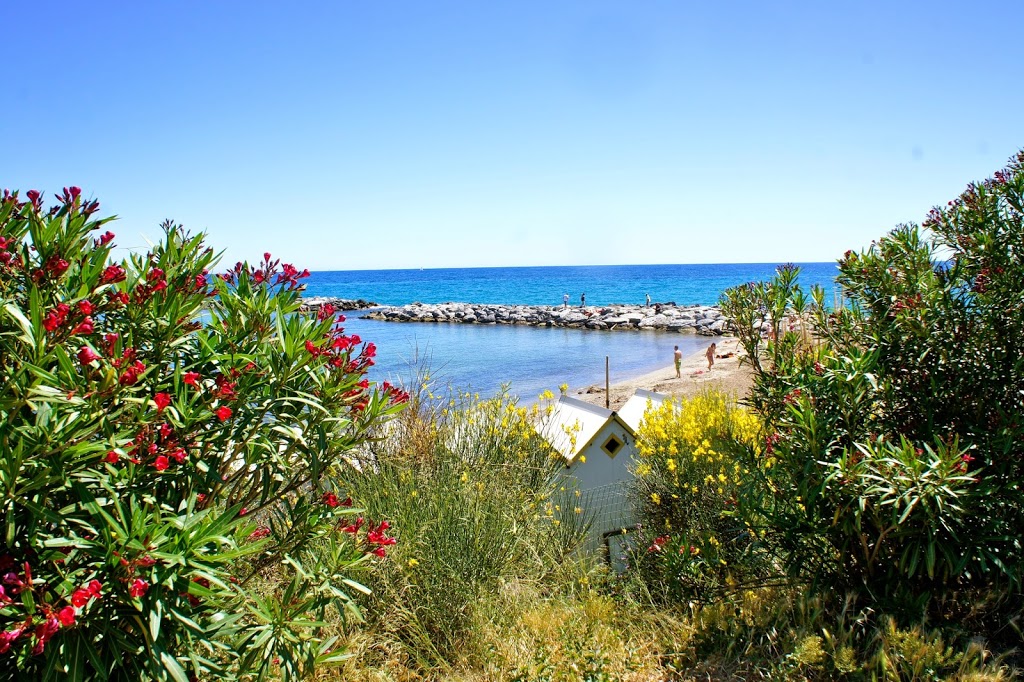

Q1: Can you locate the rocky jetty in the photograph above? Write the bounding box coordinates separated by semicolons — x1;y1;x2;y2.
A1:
300;297;378;312
362;302;730;335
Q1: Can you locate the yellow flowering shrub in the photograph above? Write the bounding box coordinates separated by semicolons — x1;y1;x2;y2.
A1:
630;389;766;603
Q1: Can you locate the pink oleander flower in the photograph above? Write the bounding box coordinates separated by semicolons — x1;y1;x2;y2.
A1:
154;455;169;471
0;624;26;654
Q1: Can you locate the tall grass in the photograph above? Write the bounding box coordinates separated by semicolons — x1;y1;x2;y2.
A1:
335;386;589;672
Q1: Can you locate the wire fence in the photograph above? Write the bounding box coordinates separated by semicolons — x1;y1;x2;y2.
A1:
580;481;636;561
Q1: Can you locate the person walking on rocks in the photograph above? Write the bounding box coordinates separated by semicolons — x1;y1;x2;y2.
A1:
580;292;586;308
674;345;682;378
646;292;651;308
563;293;569;309
706;342;717;371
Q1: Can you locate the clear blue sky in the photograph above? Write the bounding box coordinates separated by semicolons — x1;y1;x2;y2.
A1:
3;1;1022;270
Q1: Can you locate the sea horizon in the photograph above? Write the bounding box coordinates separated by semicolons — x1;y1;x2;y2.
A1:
305;261;839;308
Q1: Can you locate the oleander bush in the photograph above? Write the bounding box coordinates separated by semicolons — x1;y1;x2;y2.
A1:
0;189;406;680
720;150;1024;622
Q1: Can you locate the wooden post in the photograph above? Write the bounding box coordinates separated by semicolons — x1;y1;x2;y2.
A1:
605;356;610;409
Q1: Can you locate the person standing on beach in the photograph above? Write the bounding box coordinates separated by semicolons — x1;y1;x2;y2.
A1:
563;293;569;309
706;342;717;371
646;292;651;308
674;345;682;378
580;292;586;308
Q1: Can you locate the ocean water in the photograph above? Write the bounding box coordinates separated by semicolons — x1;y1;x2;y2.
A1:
306;263;837;401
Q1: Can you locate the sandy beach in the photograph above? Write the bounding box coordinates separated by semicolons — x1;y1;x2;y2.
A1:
575;336;752;410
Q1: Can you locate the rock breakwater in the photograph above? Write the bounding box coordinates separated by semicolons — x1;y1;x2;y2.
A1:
362;302;730;335
300;297;378;312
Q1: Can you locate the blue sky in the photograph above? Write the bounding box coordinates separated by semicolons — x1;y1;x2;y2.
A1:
3;1;1022;270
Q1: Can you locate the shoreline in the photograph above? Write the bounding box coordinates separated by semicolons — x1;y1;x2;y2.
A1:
574;336;752;411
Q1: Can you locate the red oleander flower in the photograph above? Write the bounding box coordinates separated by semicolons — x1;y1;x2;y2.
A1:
43;304;71;332
78;300;94;315
119;368;139;386
147;267;164;282
154;455;169;471
57;606;76;627
128;578;149;598
71;588;91;608
104;450;119;464
215;406;232;422
248;526;271;542
183;371;200;386
304;340;320;356
100;264;126;283
73;316;94;335
169;448;187;463
96;230;116;246
78;346;101;365
322;492;339;507
153;392;171;412
46;256;70;276
647;535;669;553
340;517;364;534
32;615;60;654
87;580;102;599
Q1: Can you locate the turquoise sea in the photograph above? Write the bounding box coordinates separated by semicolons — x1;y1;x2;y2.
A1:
305;263;838;401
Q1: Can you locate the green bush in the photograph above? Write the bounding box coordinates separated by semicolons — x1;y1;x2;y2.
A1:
721;151;1024;617
0;190;404;679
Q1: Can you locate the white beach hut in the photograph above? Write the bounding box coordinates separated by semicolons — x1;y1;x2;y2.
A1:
538;394;669;559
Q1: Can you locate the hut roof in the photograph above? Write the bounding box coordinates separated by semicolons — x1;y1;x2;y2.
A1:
538;396;636;464
617;389;671;433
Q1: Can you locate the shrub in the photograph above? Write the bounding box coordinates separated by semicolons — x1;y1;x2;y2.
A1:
720;151;1024;616
0;190;405;679
628;390;764;603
